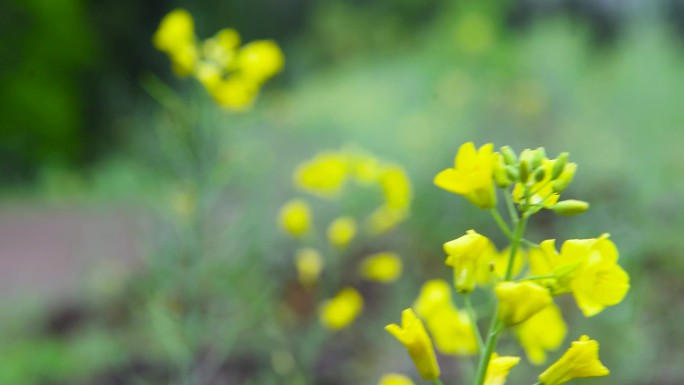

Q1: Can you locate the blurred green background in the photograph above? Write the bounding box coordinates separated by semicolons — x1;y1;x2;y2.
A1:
2;0;684;384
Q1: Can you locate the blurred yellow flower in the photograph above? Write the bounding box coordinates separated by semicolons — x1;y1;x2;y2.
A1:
202;28;240;68
515;303;567;365
538;335;609;385
434;142;497;209
327;216;357;248
294;248;323;287
319;287;363;331
153;9;197;76
386;309;441;380
367;206;407;235
278;199;311;237
379;165;412;211
237;40;285;84
294;152;349;197
413;279;478;356
378;373;415;385
444;229;492;293
484;353;520;385
495;281;552;326
207;75;259;110
359;252;402;283
350;153;382;184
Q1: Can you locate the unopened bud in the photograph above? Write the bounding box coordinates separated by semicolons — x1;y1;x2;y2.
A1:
531;148;545;170
552;162;577;192
519;159;531;183
500;146;517;166
505;166;519;182
551;152;569;180
551;199;589;216
493;153;512;188
534;168;546;182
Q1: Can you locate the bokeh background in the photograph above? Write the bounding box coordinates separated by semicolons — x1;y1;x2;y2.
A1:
2;0;684;384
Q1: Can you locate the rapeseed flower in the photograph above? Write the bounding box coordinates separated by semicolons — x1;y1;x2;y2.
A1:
278;199;311;237
359;252;402;283
434;142;497;209
484;353;520;385
413;279;478;356
319;287;363;331
444;230;492;293
538;335;609;385
378;373;415;385
294;151;349;197
153;9;197;76
515;303;567;365
294;248;323;286
327;216;357;248
495;281;552;326
386;309;441;380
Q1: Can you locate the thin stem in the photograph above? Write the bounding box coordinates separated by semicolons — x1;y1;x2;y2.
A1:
503;191;519;225
522;239;539;248
433;379;445;385
464;294;484;350
521;274;555;281
473;190;530;385
489;209;513;239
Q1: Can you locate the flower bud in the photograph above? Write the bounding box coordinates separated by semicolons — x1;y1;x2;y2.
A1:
551;200;589;216
519;160;531;183
551;153;569;180
552;163;577;192
500;146;517;166
493;153;512;188
505;165;519;182
531;147;545;170
534;168;546;183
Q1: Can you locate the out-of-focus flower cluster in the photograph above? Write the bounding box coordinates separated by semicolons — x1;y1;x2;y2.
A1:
153;9;284;110
384;142;629;385
278;147;412;331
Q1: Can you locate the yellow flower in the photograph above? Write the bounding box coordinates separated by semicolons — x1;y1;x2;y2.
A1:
350;153;382;184
413;280;478;356
386;309;441;380
278;199;311;237
202;28;240;68
327;216;357;248
367;206;407;235
207;75;259;111
533;235;630;317
484;353;520;385
153;9;195;54
434;142;497;209
237;40;285;84
552;162;577;193
563;236;630;317
294;151;349;198
294;248;323;286
444;230;492;293
378;373;415;385
538;335;609;385
359;252;402;283
319;287;363;331
495;282;552;326
515;303;567;365
153;9;198;77
379;165;412;212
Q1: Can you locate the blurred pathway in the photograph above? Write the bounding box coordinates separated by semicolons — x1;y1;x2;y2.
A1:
0;204;141;304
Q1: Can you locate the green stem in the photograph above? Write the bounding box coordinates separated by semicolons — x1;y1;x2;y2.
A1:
521;274;555;281
503;191;519;225
433;379;445;385
472;207;529;385
464;294;484;350
489;209;513;239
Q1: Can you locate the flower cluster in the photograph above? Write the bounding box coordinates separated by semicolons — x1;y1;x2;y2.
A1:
153;9;284;110
384;142;629;385
278;147;412;331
